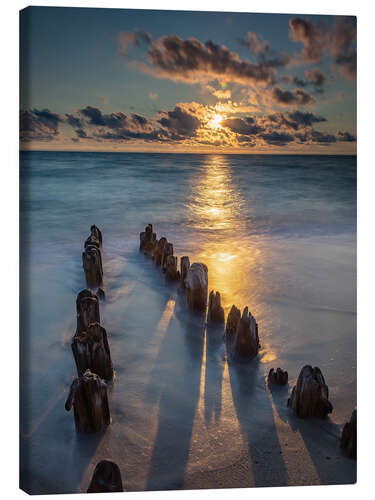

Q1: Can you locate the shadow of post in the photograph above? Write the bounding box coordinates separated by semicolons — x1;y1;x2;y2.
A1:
228;356;288;488
145;296;205;491
204;323;225;425
269;386;357;485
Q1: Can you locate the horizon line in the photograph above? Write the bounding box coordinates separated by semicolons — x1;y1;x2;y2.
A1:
20;148;357;157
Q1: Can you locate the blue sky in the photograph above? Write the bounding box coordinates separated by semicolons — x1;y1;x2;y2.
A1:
20;7;356;153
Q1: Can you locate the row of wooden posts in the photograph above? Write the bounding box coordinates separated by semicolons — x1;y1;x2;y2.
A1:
64;225;123;492
61;223;356;493
140;223;357;459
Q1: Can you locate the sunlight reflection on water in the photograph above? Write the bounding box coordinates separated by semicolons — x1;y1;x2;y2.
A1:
185;155;268;320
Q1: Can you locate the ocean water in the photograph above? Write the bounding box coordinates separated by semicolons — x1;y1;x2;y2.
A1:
20;151;356;493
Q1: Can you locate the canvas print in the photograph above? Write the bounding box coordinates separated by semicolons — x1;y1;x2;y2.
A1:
19;6;357;494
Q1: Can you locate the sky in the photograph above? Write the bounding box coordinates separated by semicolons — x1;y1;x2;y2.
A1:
20;7;357;154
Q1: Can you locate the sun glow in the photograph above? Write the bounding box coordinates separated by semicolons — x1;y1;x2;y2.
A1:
210;113;223;128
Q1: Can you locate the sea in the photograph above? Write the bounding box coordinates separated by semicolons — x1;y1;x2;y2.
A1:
20;151;356;493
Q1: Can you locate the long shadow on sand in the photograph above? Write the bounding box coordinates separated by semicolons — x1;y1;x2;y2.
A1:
145;291;205;491
204;323;225;425
228;355;288;487
269;385;356;485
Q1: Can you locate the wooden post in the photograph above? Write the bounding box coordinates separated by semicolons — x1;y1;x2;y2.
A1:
287;365;333;418
232;306;260;358
72;322;114;380
76;289;100;334
185;263;208;312
340;408;357;458
87;460;123;493
268;367;288;385
208;290;225;323
65;369;110;433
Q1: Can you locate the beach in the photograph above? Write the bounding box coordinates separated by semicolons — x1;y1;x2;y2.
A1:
20;151;356;493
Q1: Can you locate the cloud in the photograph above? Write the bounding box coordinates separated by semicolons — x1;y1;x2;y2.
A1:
265;110;326;130
75;128;90;139
331;17;356;79
239;32;291;69
211;88;232;100
28;99;355;150
289;16;356;79
118;29;152;55
221;110;331;147
337;131;356;142
65;113;84;128
20;109;63;141
80;106;129;128
121;32;281;85
280;68;326;93
222;117;263;135
305;68;325;87
240;32;270;54
157;105;202;138
260;131;295;145
311;130;337;143
287;110;326;127
289;17;328;63
73;106;168;142
271;87;315;105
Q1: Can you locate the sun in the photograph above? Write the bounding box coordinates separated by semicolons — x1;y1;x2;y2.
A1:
211;114;223;128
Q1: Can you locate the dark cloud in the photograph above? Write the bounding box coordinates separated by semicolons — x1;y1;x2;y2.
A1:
222;117;263;135
311;130;337;143
20;109;63;141
289;17;327;63
80;106;128;128
122;33;281;85
280;68;326;94
287;110;326;128
157;105;202;138
75;128;89;139
272;87;315;105
331;17;356;79
68;106;168;142
266;110;326;130
65;113;84;128
260;131;295;146
66;104;203;143
337;131;356;142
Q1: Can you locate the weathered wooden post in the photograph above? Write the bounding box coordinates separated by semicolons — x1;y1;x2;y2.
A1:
72;322;114;380
140;224;156;256
76;289;100;334
207;290;225;323
268;367;288;385
153;237;167;266
85;225;102;249
225;305;241;336
87;460;123;493
232;306;260;358
83;244;103;289
161;242;174;272
165;255;180;281
180;256;190;287
287;365;333;418
65;369;110;433
185;263;208;312
340;408;357;458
